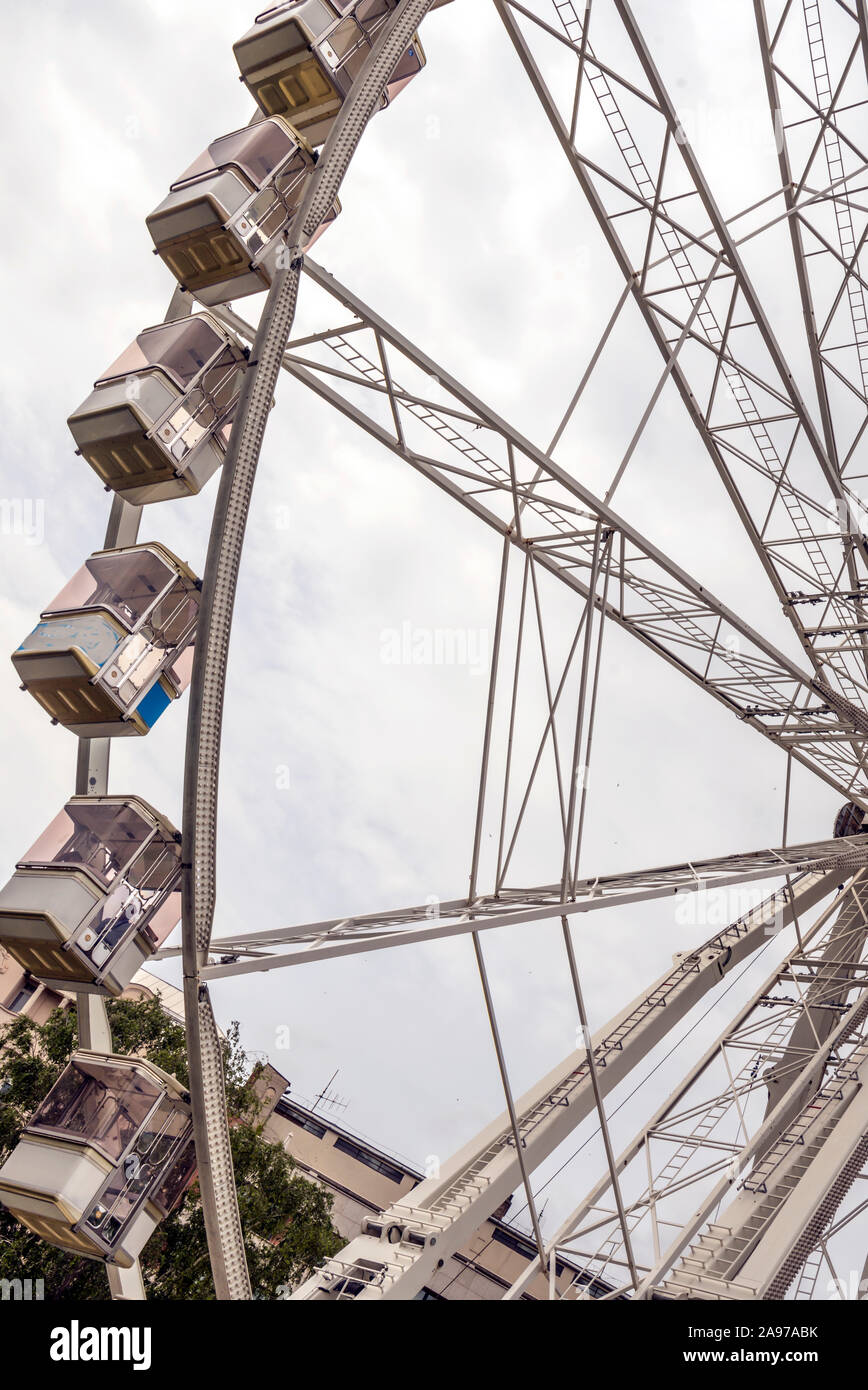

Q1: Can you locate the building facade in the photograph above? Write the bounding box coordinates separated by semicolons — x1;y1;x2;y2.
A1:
0;949;186;1028
262;1080;601;1300
0;951;65;1026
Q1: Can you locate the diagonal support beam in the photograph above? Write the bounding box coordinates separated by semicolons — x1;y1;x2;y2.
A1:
212;264;868;805
504;874;866;1297
288;868;845;1300
494;0;868;711
754;0;868;521
151;834;868;976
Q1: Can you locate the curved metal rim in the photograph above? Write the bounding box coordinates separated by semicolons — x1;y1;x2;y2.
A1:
180;0;440;1300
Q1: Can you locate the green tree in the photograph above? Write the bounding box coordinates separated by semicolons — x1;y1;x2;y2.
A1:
0;996;342;1300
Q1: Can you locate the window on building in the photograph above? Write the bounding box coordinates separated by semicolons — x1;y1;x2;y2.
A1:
295;1115;327;1139
332;1136;406;1185
7;979;37;1014
414;1287;444;1300
280;1106;327;1139
491;1226;566;1278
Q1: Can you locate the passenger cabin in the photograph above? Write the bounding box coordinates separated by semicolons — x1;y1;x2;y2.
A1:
834;801;866;838
0;797;181;996
234;1;427;148
12;543;199;737
146;117;339;305
0;1052;195;1267
68;315;248;505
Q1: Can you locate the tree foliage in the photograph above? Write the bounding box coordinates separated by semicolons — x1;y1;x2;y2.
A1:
0;997;342;1300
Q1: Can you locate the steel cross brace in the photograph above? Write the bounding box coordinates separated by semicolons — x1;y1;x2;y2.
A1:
517;874;868;1298
149;833;868;975
288;866;844;1299
213;266;868;804
755;0;868;499
494;0;868;709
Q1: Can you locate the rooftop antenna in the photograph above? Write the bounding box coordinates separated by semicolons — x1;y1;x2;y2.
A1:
311;1068;349;1116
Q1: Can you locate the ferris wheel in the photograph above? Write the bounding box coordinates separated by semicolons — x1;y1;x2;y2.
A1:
2;0;868;1304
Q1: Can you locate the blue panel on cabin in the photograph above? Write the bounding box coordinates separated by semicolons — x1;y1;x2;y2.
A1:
136;682;171;730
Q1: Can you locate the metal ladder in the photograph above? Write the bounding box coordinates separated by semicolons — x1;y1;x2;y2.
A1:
553;0;864;699
801;0;868;403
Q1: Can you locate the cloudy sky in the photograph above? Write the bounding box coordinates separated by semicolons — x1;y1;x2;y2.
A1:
0;0;854;1251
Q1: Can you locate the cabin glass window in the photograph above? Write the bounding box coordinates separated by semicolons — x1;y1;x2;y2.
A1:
43;551;176;629
143;587;198;650
29;1059;162;1160
96;320;226;393
167;644;195;696
140;890;182;948
80;831;181;953
174;123;294;191
152;1137;197;1213
21;802;154;887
